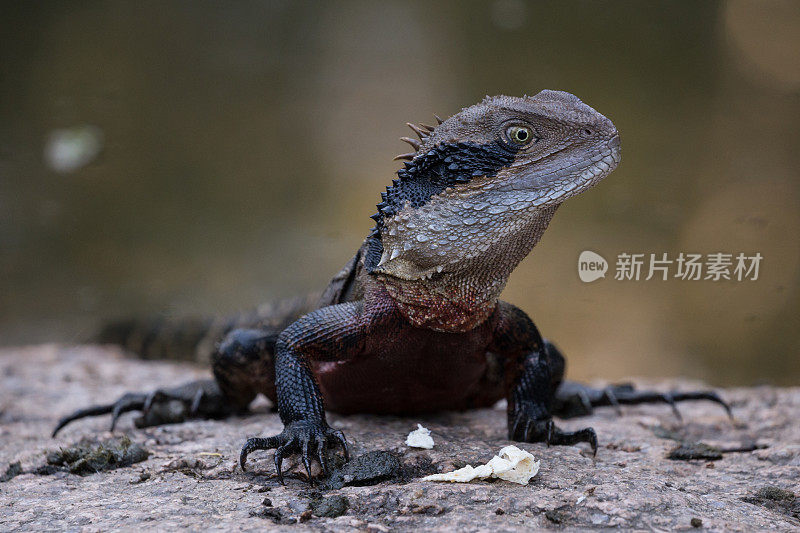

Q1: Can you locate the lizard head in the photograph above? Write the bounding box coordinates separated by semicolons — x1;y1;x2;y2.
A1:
366;90;620;284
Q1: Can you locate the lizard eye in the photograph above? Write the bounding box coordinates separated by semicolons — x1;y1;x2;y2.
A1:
506;125;533;145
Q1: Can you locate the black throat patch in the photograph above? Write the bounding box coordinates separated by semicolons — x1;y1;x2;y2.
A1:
365;140;519;272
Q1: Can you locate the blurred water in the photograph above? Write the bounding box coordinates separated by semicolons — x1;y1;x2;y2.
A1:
1;1;798;385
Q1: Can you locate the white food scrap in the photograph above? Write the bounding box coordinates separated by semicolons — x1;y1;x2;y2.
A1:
422;445;540;485
405;424;435;449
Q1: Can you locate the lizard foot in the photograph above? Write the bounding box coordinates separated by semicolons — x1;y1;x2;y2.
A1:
554;381;732;421
239;420;348;484
509;403;598;456
52;379;235;437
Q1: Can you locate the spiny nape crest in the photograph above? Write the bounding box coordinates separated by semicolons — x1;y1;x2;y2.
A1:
394;116;444;161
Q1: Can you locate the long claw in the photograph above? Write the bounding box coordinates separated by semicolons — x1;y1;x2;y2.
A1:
240;439;255;472
144;390;195;414
110;403;125;431
510;410;524;440
672;391;733;419
603;387;622;416
52;404;114;437
332;430;349;462
143;391;159;414
190;389;204;416
300;440;311;482
274;445;287;485
301;440;314;483
316;438;327;476
523;419;534;443
110;397;144;432
586;429;598;456
662;393;683;422
577;390;593;415
240;436;280;472
547;426;598;456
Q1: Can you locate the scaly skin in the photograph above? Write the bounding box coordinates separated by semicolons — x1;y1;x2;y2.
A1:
54;90;732;484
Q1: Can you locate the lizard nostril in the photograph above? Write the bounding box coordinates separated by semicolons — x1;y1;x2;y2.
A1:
608;134;620;149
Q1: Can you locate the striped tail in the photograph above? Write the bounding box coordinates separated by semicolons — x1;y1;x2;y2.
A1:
94;294;321;364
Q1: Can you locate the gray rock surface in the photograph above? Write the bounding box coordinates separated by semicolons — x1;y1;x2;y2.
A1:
1;345;798;531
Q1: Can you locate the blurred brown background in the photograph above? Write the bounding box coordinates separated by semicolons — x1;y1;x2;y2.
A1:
1;1;798;385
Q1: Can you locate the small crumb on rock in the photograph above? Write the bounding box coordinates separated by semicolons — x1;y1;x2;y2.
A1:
406;424;434;449
423;445;540;485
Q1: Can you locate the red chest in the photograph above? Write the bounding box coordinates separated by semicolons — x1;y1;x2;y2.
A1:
312;318;498;415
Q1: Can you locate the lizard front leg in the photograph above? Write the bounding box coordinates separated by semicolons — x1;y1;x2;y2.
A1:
239;302;364;483
490;302;597;454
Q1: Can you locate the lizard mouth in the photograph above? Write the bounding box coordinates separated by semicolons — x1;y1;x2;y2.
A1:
512;135;621;207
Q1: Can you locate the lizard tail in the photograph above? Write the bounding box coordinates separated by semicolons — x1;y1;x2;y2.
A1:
94;314;221;363
93;294;321;364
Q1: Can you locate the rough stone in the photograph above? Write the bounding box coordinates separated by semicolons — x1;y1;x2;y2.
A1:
742;486;799;520
1;344;799;531
0;462;22;483
309;495;349;518
667;442;723;461
45;436;149;475
324;451;400;489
